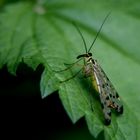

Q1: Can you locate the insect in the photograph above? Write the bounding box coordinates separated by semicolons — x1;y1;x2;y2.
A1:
57;13;123;125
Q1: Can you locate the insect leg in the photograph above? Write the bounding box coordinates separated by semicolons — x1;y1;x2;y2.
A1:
52;58;82;73
60;68;83;83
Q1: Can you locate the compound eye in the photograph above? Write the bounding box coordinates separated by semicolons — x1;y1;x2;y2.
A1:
88;53;92;56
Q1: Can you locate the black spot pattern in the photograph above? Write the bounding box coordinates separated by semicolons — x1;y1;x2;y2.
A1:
102;84;105;88
101;103;104;109
116;92;119;98
108;111;111;116
92;58;123;125
109;94;112;97
105;118;111;125
118;106;123;114
106;96;109;100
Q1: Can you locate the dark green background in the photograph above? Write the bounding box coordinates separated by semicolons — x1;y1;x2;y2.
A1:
0;63;97;139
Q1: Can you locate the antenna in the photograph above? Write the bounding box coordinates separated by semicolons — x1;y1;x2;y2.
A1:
73;22;88;53
88;12;111;53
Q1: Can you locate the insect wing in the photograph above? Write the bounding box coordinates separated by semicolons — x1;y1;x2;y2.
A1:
92;60;123;124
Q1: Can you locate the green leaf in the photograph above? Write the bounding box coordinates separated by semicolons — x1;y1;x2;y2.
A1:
0;0;140;139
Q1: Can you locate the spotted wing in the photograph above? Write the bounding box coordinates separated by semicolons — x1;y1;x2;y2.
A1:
92;59;123;125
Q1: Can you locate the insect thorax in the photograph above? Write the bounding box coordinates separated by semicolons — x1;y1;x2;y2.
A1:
83;56;95;77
